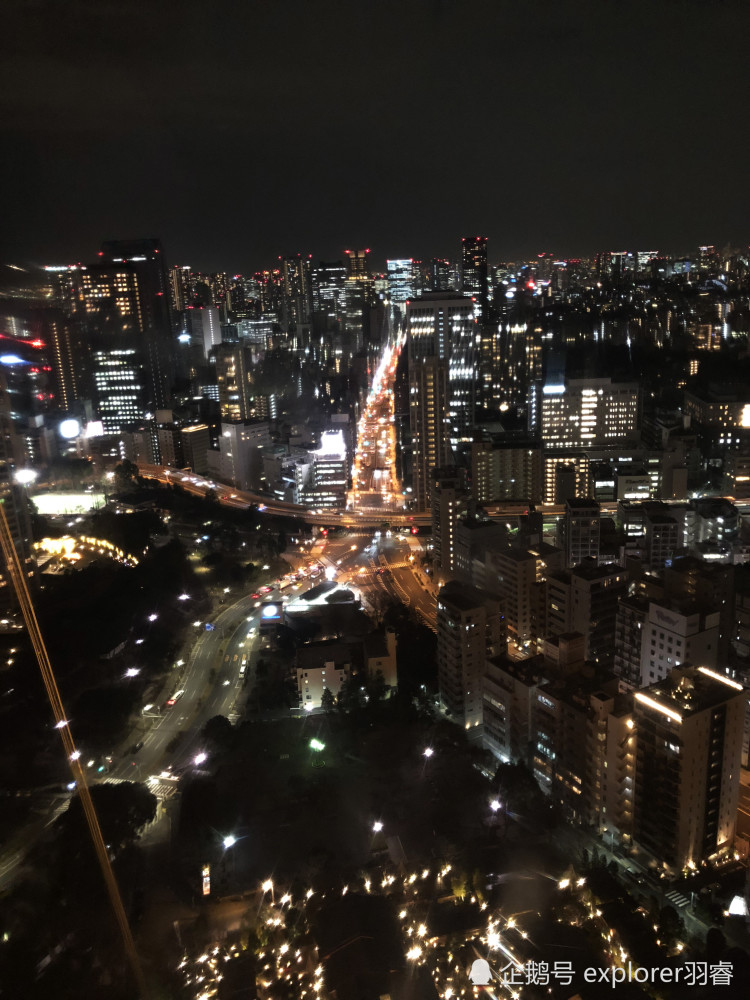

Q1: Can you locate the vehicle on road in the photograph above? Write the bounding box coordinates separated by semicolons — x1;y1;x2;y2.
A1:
166;689;185;708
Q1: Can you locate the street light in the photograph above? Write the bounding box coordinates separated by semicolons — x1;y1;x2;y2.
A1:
423;747;434;759
222;834;237;849
178;593;190;601
148;613;158;622
490;799;501;812
14;469;38;486
372;821;383;833
194;752;208;766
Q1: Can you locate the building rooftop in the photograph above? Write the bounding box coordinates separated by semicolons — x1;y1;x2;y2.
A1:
438;580;497;612
565;497;600;510
636;666;746;719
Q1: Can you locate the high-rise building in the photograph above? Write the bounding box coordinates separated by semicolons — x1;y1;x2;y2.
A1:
170;265;193;312
430;466;467;575
214;343;253;422
461;236;488;318
344;248;370;279
301;430;349;508
406;293;477;449
386;259;414;304
483;655;545;764
538;377;641;450
279;255;313;330
218;421;272;492
408;356;451;510
470;438;542;503
437;581;505;730
99;239;174;412
312;262;347;326
557;497;601;567
546;561;628;664
429;258;456;293
187;305;222;359
633;667;746;870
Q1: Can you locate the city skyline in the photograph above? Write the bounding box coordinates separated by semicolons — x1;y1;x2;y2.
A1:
2;1;750;271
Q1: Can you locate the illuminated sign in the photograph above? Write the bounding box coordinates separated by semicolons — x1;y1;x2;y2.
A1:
202;864;211;896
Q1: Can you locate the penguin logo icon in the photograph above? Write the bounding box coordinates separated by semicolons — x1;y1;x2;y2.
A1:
469;958;492;986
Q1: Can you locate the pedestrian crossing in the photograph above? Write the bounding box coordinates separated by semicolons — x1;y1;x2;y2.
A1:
664;889;691;908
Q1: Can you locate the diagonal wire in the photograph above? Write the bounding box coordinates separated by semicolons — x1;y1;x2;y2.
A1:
0;502;148;998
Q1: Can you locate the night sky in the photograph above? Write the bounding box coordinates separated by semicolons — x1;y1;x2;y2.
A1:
2;0;749;272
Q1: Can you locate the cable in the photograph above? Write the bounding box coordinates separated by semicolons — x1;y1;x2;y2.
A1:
0;502;149;998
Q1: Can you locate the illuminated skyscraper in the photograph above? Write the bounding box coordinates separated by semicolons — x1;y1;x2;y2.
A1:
386;259;414;303
215;343;253;422
409;355;451;510
537;376;641;450
279;254;313;330
344;248;370;278
406;293;477;451
99;239;174;412
461;236;488;318
77;264;149;433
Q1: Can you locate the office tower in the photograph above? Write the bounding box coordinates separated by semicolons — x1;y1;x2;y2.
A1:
187;305;222;359
301;430;349;508
214;343;253;422
386;259;414;304
406;293;477;450
344;248;370;278
312;262;347;326
409;356;451;510
437;581;505;730
430;466;467;575
633;667;746;870
218;421;272;491
461;236;488;318
557;497;601;567
470;438;542;503
179;423;210;475
546;561;628;665
682;384;750;457
429;258;456;292
279;254;313;330
479;321;543;413
99;239;174;412
538;376;641;450
77;264;146;432
542;454;591;504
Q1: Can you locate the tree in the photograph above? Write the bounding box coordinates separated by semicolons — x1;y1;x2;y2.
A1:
202;714;235;752
113;459;139;491
365;668;387;703
59;782;157;855
321;687;336;714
